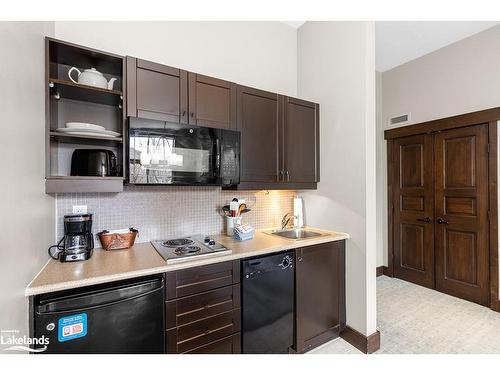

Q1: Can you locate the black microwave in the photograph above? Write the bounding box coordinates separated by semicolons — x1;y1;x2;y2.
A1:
127;117;240;186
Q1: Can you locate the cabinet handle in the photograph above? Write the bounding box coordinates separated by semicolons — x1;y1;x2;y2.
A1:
437;218;448;224
278;170;284;181
190;112;194;117
182;110;186;117
285;170;290;181
298;257;303;262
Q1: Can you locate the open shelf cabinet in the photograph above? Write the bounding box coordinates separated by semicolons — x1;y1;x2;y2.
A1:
45;37;126;193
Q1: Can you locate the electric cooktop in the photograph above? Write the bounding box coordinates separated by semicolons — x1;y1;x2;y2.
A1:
151;235;232;264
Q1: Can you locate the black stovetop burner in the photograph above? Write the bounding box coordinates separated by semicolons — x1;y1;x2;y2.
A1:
163;238;194;247
174;246;202;255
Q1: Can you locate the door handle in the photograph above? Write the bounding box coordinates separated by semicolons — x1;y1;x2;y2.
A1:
436;218;448;224
416;216;432;223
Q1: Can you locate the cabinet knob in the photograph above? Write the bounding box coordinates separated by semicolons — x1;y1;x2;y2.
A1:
298;257;303;262
285;170;290;181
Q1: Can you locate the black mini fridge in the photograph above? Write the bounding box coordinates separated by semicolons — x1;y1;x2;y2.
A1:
241;251;295;354
33;276;165;354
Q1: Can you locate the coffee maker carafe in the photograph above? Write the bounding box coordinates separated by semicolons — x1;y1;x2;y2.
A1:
48;214;94;262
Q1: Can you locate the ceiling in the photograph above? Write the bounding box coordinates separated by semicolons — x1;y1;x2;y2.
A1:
375;21;500;72
282;21;306;28
282;21;500;72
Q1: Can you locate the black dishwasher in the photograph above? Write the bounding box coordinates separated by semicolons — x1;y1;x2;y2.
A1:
33;275;165;354
241;251;294;354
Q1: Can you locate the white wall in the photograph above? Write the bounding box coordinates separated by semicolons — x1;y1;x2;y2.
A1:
378;24;500;270
298;22;378;336
376;72;387;267
54;21;297;97
0;22;55;341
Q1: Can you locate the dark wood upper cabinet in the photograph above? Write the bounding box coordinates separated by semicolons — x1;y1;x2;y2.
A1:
126;57;188;123
237;85;280;182
188;73;236;129
281;96;319;183
126;55;320;190
295;240;346;353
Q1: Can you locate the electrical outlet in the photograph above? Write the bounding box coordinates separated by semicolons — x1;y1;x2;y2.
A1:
72;205;87;214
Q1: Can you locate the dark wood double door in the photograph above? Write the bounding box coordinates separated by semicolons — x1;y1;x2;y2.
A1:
392;124;490;305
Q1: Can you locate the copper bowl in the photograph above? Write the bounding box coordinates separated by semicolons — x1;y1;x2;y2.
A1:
98;228;139;250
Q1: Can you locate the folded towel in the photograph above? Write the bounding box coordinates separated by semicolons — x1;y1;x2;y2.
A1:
234;224;255;241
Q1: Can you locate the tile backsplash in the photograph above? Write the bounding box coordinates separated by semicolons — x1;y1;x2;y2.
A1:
56;186;296;244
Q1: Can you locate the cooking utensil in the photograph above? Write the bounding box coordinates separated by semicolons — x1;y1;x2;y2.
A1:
237;203;247;216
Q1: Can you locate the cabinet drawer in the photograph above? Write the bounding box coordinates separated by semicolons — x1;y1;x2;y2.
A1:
166;260;240;300
166;285;240;329
166;309;241;353
185;333;241;354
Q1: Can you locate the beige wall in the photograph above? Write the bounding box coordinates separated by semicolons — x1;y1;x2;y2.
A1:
54;21;297;97
0;22;55;342
298;22;378;336
382;24;500;126
379;25;500;286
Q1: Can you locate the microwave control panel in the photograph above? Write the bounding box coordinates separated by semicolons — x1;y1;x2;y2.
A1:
221;145;237;179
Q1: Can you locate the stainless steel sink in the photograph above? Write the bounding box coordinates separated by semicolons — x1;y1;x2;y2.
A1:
269;228;325;240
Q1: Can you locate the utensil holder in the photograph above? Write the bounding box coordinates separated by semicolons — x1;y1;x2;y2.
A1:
226;216;242;236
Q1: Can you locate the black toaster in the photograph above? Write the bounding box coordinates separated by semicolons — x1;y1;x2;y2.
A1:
71;149;118;177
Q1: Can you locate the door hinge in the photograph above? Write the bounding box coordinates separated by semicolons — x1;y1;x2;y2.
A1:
487;144;491;153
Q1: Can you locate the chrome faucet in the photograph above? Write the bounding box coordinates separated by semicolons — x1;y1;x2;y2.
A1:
281;212;297;230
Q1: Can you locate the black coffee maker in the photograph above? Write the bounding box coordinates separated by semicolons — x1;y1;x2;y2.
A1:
48;214;94;262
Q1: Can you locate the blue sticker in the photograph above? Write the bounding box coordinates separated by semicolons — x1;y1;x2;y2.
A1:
58;313;87;342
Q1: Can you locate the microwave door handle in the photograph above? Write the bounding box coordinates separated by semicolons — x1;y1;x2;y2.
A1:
215;138;222;177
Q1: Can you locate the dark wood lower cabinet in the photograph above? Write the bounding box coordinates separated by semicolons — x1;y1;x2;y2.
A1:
294;240;346;353
164;241;347;354
185;333;241;354
165;261;241;354
166;309;241;353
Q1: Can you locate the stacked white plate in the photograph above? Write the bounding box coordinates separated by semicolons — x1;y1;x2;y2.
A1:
56;122;121;138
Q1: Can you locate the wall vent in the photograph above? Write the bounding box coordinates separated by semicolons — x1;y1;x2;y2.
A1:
388;113;411;127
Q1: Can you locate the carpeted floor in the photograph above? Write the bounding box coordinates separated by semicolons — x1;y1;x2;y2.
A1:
310;275;500;354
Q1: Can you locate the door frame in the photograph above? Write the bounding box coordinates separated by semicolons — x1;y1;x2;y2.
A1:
384;107;500;312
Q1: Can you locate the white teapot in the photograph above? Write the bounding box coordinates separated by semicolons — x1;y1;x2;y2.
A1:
68;67;117;90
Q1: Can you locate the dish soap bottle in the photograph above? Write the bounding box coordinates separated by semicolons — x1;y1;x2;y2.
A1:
293;195;304;228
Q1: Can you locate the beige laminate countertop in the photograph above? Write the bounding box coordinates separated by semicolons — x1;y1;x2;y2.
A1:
26;227;349;297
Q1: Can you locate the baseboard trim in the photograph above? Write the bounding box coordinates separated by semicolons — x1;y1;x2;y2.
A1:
491;299;500;312
376;266;391;277
340;326;380;354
